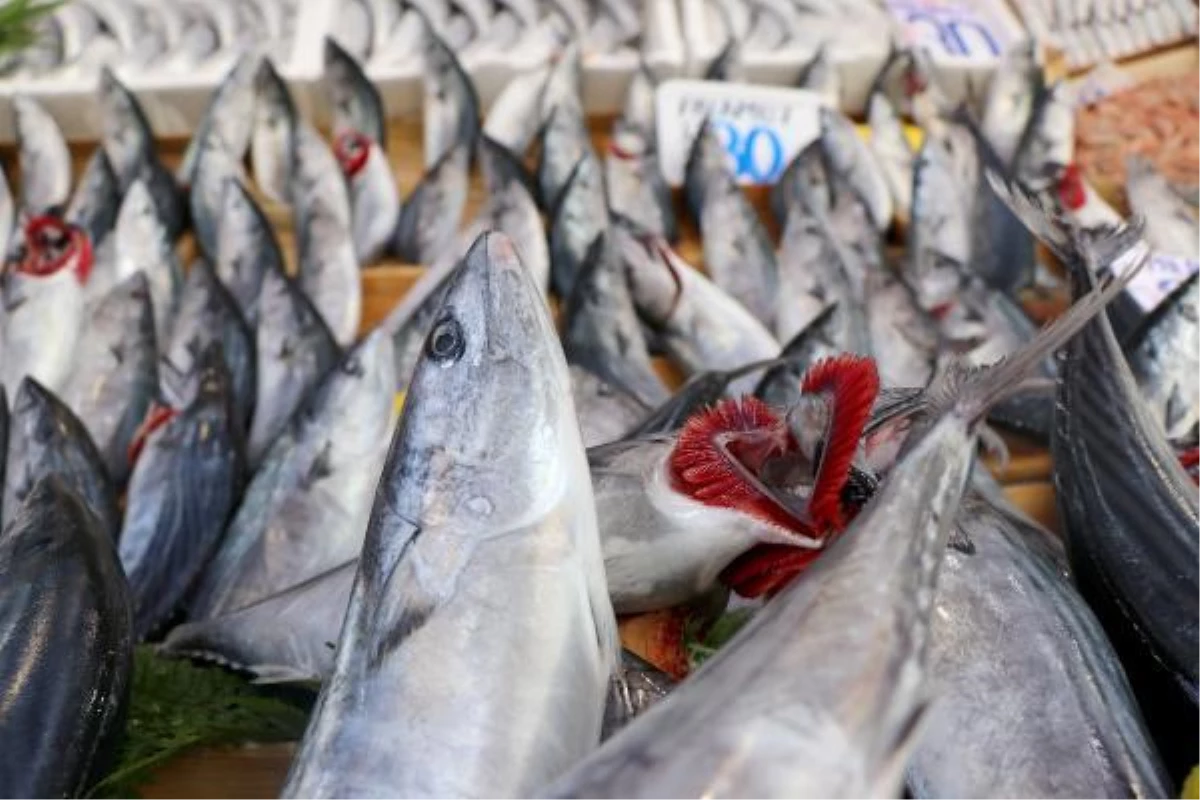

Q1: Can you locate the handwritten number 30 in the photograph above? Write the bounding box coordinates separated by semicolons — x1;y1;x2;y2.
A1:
714;121;785;183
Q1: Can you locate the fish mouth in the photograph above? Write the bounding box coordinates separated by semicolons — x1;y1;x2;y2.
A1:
333;130;372;178
17;216;93;284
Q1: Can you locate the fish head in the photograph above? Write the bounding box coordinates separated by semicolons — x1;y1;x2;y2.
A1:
253;58;296;131
98;67;150;185
388;231;575;531
12;377;75;457
0;476;94;575
685;120;729;182
116;179;158;234
612;220;681;325
422;26;479;148
18;215;92;284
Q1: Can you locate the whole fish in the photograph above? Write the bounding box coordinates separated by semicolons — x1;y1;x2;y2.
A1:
281;233;618;798
863;267;939;389
189;330;395;620
563;233;670;407
215;177;286;326
1;216;89;396
1123;272;1199;443
291;122;361;346
106;179;183;344
606;122;678;246
390;141;469;265
422;25;480;168
819;106;893;231
189;131;246;261
548;153;609;298
2;377;120;538
906;486;1170;798
336;130;401;265
0;475;133;799
177;53;260;188
1125;154;1199;260
325;36;386;146
13;95;71;214
980;40;1042;167
684;123;779;326
61;273;158;487
246;267;342;467
251;58;299;205
161;259;256;432
477;137;550;291
571;365;650;448
65;149;120;250
119;346;246;640
865;92;913;222
616;222;780;397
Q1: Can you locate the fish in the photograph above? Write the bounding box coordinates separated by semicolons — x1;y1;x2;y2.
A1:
906;484;1170;798
13;95;72;215
105;179;183;344
335;130;401;265
215;177;287;326
251;58;299;205
538;102;596;214
119;345;246;640
863;268;939;389
1125;154;1199;260
548;153;609;298
246;267;342;467
979;40;1042;167
819;106;893;231
0;475;133;799
390;141;469;265
795;43;839;106
606;121;678;246
61;273;158;488
0;166;12;261
571;366;650;448
618;59;658;139
482;61;551;153
616;221;780;397
562;233;671;408
422;24;480;168
865;92;913;222
2;377;120;539
290;122;361;346
1123;272;1199;444
65;149;120;251
1012;80;1075;193
753;304;842;408
324;36;386;147
1;216;89;396
177;53;260;188
329;0;374;62
281;232;618;798
769;139;832;227
161;259;256;432
477;137;550;291
98;68;186;240
188;330;395;620
189;129;248;261
684;122;779;326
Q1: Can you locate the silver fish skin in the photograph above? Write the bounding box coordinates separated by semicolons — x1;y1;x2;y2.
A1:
864;268;938;389
252;58;299;205
907;133;973;322
190;121;249;261
0;162;14;261
769;140;830;228
281;233;618;798
563;233;671;408
391;142;469;266
551;409;980;798
684;123;780;326
619;61;657;139
13;95;71;215
2;377;120;539
1013;80;1075;192
795;44;840;107
539;41;585;121
606;122;678;245
571;365;649;448
162;259;256;432
177;52;260;188
189;330;395;620
587;431;821;617
1125;155;1199;260
907;489;1170;798
1125;273;1199;443
65;149;120;249
338;131;400;265
247;268;341;467
477;145;550;292
163;559;356;684
820;106;893;231
61;272;158;487
866;92;913;222
0;475;133;799
119;347;246;641
616;222;780;397
216;177;286;327
324;36;386;146
538;103;594;211
291;123;361;346
549;153;609;298
483;62;551;153
108;179;183;346
979;40;1041;167
329;0;374;63
422;25;480;168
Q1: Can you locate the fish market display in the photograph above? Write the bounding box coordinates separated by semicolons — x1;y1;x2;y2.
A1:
1009;0;1198;69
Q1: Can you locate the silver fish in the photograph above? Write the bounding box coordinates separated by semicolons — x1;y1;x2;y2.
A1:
335;130;400;265
119;346;246;640
478;138;550;291
819;106;893;231
178;53;260;188
907;133;973;324
0;160;14;261
390;141;469;266
866;92;913;222
61;273;158;487
1013;80;1075;192
571;365;649;448
863;268;938;389
539;102;595;213
1125;155;1199;260
684;123;779;326
281;233;618;797
1124;272;1199;443
215;177;286;326
548;153;609;298
246;267;341;467
13;95;71;215
108;179;183;346
188;330;395;620
980;40;1042;167
422;25;480;168
324;36;386;146
188;133;246;263
251;58;299;205
606;122;678;245
65;149;120;250
483;61;551;153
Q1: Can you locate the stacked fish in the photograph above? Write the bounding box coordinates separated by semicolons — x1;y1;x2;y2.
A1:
0;23;1195;800
0;0;301;80
1009;0;1199;69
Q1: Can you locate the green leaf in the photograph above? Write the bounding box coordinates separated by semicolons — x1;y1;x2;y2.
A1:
684;608;756;670
88;647;312;799
0;0;63;57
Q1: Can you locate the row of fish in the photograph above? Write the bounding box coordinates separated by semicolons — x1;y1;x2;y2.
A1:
1009;0;1199;68
0;21;1195;798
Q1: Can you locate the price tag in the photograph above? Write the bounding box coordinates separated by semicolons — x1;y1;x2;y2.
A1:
655;80;826;187
884;0;1015;62
1112;249;1199;312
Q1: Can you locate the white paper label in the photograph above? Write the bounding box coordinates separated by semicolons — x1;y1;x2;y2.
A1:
655;80;826;187
1113;248;1199;312
884;0;1016;63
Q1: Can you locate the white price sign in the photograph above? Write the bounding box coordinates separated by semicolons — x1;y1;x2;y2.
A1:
884;0;1015;63
1113;249;1199;312
655;80;826;187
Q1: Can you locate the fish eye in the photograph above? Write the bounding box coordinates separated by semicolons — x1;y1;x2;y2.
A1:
427;316;465;364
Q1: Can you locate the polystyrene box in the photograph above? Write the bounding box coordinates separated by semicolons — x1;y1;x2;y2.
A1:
0;0;333;144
